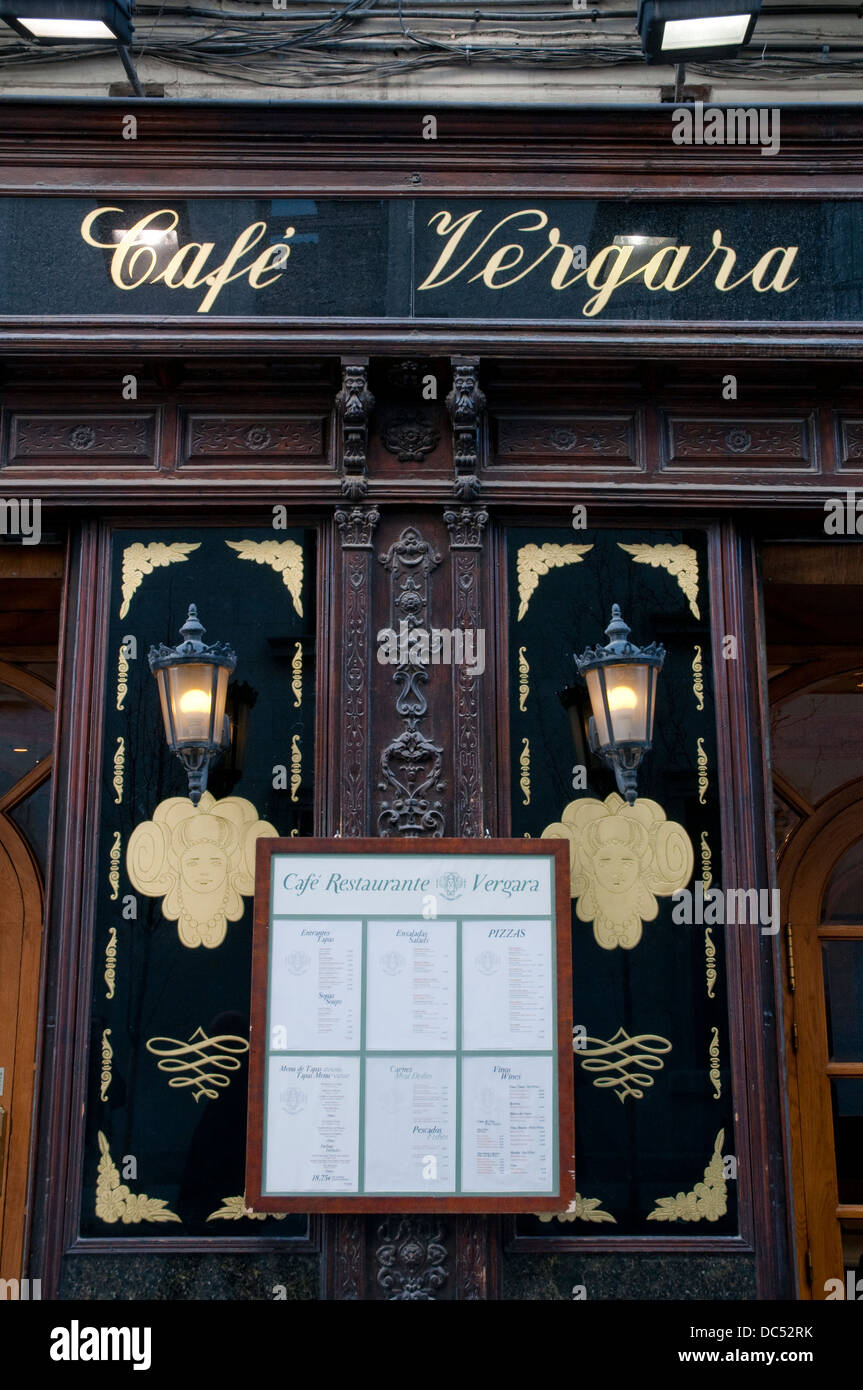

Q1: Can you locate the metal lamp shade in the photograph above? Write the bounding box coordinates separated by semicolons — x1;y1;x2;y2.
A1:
0;0;134;44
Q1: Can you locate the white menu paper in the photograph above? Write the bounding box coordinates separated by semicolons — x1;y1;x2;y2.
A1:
265;1056;360;1193
363;1056;457;1192
461;920;553;1051
269;919;361;1050
461;1055;554;1193
365;920;457;1050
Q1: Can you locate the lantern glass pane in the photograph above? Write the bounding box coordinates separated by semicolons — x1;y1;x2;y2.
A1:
166;663;217;744
155;668;174;747
604;663;650;745
212;665;230;746
585;668;611;748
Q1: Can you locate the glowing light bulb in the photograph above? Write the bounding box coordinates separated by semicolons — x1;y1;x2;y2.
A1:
607;685;638;712
179;688;211;714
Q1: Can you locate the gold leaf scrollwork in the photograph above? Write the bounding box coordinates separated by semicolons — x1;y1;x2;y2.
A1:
542;793;694;951
99;1029;113;1102
116;641;129;711
291;640;303;709
112;736;125;805
692;644;705;712
207;1196;287;1223
709;1026;722;1100
226;539;304;618
647;1130;727;1224
119;541;200;620
96;1131;181;1225
618;542;700;620
519;737;531;806
516;543;592;621
575;1026;672;1102
104;926;117;1000
696;736;708;805
126;792;278;950
108;829;122;901
290;733;302;804
702;829;717;999
517;646;530;712
145;1025;249;1102
537;1193;616;1225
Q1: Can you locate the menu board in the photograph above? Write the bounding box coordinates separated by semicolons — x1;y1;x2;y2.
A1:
245;838;574;1213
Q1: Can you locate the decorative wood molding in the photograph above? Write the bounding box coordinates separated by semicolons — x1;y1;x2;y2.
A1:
381;409;440;464
336;359;374;499
662;415;815;470
446;357;485;500
374;1217;449;1300
6;415;154;466
335;505;381;837
445;507;488;839
495;414;636;464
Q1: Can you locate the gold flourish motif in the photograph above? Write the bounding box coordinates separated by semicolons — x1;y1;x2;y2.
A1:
516;543;592;621
96;1131;181;1224
104;926;117;1000
290;733;302;804
126;792;277;949
702;830;716;999
647;1130;727;1223
146;1025;249;1102
519;737;531;806
543;793;694;950
99;1029;113;1102
696;736;708;805
692;644;704;712
119;541;200;620
291;640;303;709
116;642;129;711
618;542;700;619
112;736;125;805
517;646;530;712
207;1196;287;1223
108;829;122;901
575;1026;672;1102
537;1193;616;1225
709;1026;722;1100
226;539;303;617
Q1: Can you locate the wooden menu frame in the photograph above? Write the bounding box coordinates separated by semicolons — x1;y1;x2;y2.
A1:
246;837;574;1214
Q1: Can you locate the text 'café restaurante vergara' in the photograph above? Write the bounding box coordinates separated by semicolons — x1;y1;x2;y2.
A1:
0;101;862;1303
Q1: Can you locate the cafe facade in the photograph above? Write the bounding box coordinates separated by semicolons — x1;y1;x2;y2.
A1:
1;98;862;1302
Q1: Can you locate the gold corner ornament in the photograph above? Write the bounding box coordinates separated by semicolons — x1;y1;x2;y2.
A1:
517;646;530;712
126;792;278;949
146;1025;249;1103
709;1027;722;1100
116;641;129;711
95;1131;181;1225
206;1196;287;1223
119;541;200;620
291;640;303;709
618;543;700;620
542;793;694;950
108;829;122;901
104;926;117;1000
519;737;531;806
537;1193;616;1225
647;1130;727;1224
226;539;304;617
575;1027;672;1102
692;645;705;712
696;737;709;805
99;1029;113;1103
290;733;302;804
516;543;593;621
112;736;125;805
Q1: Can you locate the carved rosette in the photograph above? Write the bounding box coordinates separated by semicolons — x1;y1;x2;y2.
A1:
382;409;440;464
377;525;445;837
336;360;375;499
336;506;381;837
445;507;488;837
375;1217;449;1300
446;358;485;500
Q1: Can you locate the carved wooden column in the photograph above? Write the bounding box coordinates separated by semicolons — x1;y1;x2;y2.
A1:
333;505;380;838
336;358;374;500
446;356;486;501
444;506;489;838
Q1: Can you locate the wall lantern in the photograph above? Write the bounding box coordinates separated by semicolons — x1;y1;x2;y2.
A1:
148;604;236;807
637;0;760;63
574;604;665;805
0;0;133;44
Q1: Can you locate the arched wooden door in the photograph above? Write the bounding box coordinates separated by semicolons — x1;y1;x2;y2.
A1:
781;787;863;1298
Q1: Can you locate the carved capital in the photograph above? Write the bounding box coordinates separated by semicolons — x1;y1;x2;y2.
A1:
335;505;381;549
444;506;489;550
446;357;486;496
336;359;375;497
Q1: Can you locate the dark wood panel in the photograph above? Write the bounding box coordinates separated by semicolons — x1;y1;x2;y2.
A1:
661;414;817;472
491;413;640;470
3;414;157;469
179;413;330;470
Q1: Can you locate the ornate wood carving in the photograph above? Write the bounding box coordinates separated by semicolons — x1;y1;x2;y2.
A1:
183;415;324;462
374;1217;449;1300
336;359;374;499
445;506;489;838
377;525;445;837
837;418;863;467
335;505;380;838
381;409;440;464
664;416;813;468
446;357;486;500
7;415;153;464
495;415;635;462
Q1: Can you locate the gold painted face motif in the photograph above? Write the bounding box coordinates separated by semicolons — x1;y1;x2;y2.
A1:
127;792;277;949
593;830;641;895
